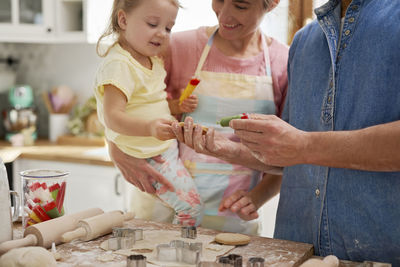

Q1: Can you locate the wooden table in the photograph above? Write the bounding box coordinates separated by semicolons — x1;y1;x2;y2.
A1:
13;219;312;267
12;220;391;267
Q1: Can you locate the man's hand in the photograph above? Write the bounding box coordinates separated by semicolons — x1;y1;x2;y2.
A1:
231;114;309;166
107;141;175;193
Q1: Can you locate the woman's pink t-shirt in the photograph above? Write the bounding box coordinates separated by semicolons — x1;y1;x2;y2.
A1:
165;26;289;116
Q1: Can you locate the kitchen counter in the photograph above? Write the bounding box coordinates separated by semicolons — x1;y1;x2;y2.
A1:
0;139;112;166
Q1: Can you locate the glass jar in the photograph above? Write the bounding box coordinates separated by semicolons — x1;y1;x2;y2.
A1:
21;169;68;228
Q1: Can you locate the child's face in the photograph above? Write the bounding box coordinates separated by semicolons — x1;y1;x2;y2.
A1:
119;0;178;59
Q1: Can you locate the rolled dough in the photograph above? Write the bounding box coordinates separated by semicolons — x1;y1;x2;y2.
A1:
0;247;57;267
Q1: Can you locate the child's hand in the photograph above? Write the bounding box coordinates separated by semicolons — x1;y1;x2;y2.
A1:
218;190;259;221
149;118;175;141
179;95;198;113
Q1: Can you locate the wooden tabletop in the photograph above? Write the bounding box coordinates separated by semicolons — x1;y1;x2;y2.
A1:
14;219;313;267
12;219;390;267
0;139;113;166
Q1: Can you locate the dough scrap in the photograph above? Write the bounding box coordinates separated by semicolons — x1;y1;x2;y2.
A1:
214;233;251;246
178;122;208;134
96;253;116;262
0;247;57;267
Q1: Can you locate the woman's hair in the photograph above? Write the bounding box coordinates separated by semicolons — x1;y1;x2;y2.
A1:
96;0;180;57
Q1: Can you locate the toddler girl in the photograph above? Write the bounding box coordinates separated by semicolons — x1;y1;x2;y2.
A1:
94;0;202;226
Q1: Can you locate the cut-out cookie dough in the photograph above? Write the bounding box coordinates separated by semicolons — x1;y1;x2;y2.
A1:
96;253;116;262
215;233;251;246
100;230;234;266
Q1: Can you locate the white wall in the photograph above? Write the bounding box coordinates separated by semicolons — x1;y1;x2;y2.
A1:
174;0;288;44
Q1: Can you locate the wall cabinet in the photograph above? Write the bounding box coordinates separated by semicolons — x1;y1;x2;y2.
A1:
0;0;113;43
12;158;129;214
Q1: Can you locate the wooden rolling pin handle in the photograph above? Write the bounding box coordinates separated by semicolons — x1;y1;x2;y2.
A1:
0;234;37;255
123;212;135;221
61;227;86;243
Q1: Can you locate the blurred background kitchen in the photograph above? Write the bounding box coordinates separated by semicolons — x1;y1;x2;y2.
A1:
0;0;326;237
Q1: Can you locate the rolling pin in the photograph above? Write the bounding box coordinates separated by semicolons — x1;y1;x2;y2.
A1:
0;207;103;255
61;210;135;242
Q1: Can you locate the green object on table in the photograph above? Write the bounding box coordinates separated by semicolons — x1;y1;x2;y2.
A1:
217;113;249;127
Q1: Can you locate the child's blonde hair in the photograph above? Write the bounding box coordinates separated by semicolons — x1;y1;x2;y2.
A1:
263;0;275;9
97;0;180;57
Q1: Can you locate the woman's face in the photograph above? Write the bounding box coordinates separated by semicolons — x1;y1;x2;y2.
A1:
212;0;266;41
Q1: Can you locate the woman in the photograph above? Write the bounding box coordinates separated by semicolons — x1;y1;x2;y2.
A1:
109;0;288;234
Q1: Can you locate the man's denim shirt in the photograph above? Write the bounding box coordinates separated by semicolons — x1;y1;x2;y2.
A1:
275;0;400;265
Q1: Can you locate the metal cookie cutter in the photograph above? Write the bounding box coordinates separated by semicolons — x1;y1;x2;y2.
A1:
156;240;202;265
218;254;242;267
113;227;144;241
127;254;147;267
108;236;135;250
108;227;143;250
247;257;264;267
181;226;197;239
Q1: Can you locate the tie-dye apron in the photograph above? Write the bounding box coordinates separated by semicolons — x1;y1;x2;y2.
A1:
129;29;275;234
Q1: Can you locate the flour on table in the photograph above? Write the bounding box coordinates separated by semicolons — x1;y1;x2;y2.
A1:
96;253;116;262
99;230;234;266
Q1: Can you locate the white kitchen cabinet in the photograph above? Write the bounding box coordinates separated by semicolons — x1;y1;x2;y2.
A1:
0;0;113;43
0;0;55;42
12;158;129;214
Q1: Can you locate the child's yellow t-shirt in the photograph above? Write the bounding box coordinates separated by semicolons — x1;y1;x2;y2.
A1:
94;43;173;159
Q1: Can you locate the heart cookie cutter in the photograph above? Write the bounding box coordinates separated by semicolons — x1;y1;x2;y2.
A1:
181;226;197;239
156;240;202;265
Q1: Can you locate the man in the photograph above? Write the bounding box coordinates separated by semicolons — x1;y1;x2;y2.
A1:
229;0;400;264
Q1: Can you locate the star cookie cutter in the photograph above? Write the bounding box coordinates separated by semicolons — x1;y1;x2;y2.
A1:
218;254;243;267
127;254;147;267
156;240;202;265
181;226;197;239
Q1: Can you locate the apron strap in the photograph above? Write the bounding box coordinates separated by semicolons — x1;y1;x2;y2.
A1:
194;27;272;78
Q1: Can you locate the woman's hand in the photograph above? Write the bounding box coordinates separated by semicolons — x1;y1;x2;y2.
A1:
107;141;175;193
231;114;309;166
171;116;241;160
219;190;259;221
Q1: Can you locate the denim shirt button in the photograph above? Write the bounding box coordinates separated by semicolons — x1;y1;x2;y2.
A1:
315;189;320;197
344;29;351;36
351;5;359;11
349;17;355;23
